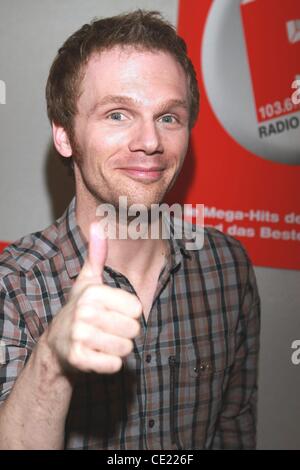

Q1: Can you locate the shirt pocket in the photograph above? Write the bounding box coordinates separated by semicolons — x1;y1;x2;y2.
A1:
187;333;235;383
169;333;235;450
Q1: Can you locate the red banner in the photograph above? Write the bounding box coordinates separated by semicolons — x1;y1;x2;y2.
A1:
0;241;9;253
167;0;300;269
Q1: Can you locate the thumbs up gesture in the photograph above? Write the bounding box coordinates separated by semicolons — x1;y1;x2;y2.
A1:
45;222;142;375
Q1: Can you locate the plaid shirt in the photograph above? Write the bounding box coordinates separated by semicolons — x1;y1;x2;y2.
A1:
0;198;260;449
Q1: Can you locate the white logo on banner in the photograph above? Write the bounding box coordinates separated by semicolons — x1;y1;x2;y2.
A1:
201;0;300;165
287;20;300;44
292;79;300;105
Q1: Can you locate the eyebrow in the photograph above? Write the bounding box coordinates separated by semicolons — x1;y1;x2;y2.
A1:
87;95;189;117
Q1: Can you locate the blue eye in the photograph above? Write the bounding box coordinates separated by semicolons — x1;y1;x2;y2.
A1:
109;112;124;121
160;115;176;123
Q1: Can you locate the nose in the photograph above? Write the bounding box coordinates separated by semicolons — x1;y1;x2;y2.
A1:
128;119;164;155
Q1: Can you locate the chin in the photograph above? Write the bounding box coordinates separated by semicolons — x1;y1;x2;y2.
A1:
126;192;167;209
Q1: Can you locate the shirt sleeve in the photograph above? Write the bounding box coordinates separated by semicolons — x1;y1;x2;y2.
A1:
0;283;35;405
210;257;261;449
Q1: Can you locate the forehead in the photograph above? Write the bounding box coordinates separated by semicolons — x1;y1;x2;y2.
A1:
77;46;189;111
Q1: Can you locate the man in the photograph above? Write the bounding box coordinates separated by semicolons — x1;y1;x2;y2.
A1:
0;10;260;449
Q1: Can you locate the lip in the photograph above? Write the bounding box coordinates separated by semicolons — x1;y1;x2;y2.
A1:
117;166;165;182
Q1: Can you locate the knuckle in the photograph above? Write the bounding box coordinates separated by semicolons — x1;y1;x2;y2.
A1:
75;303;97;323
133;320;141;336
108;357;123;374
128;318;141;338
68;344;80;368
73;303;84;322
92;355;122;375
79;284;103;303
120;338;133;356
108;312;118;329
70;322;84;342
132;298;143;316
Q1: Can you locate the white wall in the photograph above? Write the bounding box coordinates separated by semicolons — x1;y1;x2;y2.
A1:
0;0;299;449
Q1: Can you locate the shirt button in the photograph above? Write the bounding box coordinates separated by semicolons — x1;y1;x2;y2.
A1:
148;419;155;428
145;354;152;363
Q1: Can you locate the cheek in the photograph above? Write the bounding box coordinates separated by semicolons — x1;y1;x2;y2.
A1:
165;133;189;166
86;126;129;160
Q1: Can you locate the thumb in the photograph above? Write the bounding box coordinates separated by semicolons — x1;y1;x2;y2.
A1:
81;221;108;282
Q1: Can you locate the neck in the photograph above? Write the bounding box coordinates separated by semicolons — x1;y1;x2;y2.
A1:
75;193;169;279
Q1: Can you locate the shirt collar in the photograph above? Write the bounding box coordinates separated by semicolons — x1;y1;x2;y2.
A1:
58;197;88;279
164;213;192;273
58;198;192;279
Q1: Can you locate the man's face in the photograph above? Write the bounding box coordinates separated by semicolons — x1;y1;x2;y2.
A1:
71;46;190;209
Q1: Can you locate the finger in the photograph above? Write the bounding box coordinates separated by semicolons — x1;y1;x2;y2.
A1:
70;343;123;374
80;222;108;282
75;305;141;339
72;322;134;357
89;222;107;278
77;284;143;319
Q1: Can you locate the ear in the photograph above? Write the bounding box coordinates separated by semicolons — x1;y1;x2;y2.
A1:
52;122;73;158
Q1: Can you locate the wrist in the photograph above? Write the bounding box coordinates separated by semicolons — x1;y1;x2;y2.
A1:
36;328;78;386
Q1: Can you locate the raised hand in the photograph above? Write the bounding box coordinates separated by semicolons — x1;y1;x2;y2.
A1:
46;222;142;375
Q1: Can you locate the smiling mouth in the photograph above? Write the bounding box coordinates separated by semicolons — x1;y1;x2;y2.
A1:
117;167;165;182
